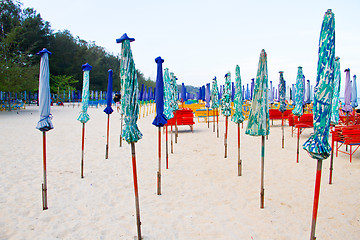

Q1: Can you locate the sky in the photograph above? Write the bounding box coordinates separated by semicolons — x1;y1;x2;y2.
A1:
21;0;360;96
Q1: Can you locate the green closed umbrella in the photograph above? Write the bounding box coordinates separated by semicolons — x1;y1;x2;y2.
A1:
246;49;269;209
170;73;179;143
163;68;173;168
211;77;220;137
232;65;245;176
279;71;286;148
302;9;335;240
292;66;305;117
222;72;232;158
116;33;143;240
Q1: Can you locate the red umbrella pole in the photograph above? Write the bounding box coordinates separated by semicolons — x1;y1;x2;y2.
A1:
105;114;110;159
157;127;162;195
175;111;178;143
297;126;300;163
238;123;242;176
207;108;210;128
120;114;123;147
310;159;323;240
224;116;228;158
260;135;265;209
130;143;142;240
281;112;284;148
81;123;85;179
170;123;173;153
42;132;48;210
166;125;168;169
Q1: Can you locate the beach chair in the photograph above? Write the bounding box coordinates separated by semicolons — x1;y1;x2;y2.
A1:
334;125;360;162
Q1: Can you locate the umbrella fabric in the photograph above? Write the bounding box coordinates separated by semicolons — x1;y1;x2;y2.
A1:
170;73;179;112
104;69;114;114
305;80;311;104
181;83;187;102
77;63;92;124
139;84;144;101
221;72;232;117
232;65;245;124
303;9;335;160
117;33;142;143
330;56;341;125
351;75;358;108
205;83;211;108
163;68;174;120
211;77;219;109
269;81;274;104
246;84;250;100
246;49;269;136
291;84;295;102
231;82;235;102
36;48;54;132
242;85;245;101
292;67;305;116
251;78;255;100
143;86;147;102
197;88;201;101
342;69;352;112
152;56;167;127
202;85;206;101
279;71;286;113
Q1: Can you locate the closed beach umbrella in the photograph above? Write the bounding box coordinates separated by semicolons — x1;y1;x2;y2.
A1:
302;9;335;240
222;72;232;158
246;49;269;209
78;63;92;179
211;77;220;136
292;67;305;116
205;83;211;127
231;82;235;102
251;78;255;100
291;84;295;102
305;80;311;104
269;81;274;105
343;69;352;113
279;71;286;148
351;75;358;108
330;57;341;125
163;68;173;168
232;65;245;176
181;83;187;103
170;73;179;143
116;33;143;240
153;56;167;195
246;84;250;100
36;48;53;210
104;69;114;159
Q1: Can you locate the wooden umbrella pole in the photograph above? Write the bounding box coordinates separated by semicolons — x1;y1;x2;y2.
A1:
224;116;228;158
120;114;123;147
281;113;284;148
157;127;161;195
105;114;110;159
310;160;323;240
216;108;219;138
238;123;242;176
170;124;173;153
329;128;335;184
42;131;48;210
175;111;178;143
130;143;142;240
260;135;265;209
81;123;85;179
297;127;300;163
207;108;210;128
143;103;145;117
166;125;168;169
138;103;141;119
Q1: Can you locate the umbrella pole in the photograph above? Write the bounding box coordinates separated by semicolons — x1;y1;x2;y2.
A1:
207;107;210;128
120;114;123;147
130;143;142;240
282;113;284;148
329;128;335;184
216;108;219;138
224;116;228;158
213;109;215;132
42;132;48;210
157;127;161;195
238;123;242;176
310;160;323;240
81;123;85;179
260;135;265;209
166;125;168;169
175;111;178;143
105;114;110;159
297;126;300;163
171;123;173;153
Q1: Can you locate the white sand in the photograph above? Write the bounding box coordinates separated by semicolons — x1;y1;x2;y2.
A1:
1;104;359;240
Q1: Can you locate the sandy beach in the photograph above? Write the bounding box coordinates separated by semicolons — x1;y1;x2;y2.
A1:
1;104;359;240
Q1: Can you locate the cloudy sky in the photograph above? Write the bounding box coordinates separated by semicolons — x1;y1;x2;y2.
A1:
22;0;360;96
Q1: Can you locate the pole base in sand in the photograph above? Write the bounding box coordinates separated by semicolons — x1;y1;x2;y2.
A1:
157;171;161;195
42;184;48;210
105;144;109;159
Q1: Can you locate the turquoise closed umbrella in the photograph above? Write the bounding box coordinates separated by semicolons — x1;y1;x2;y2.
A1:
246;49;269;209
163;68;173;167
279;71;286;148
302;9;335;240
292;66;305;117
116;33;143;240
78;63;92;179
231;65;245;176
36;48;53;210
211;77;220;136
222;72;232;158
104;69;114;159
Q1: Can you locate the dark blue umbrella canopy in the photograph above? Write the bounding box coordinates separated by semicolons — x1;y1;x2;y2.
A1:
201;85;205;101
351;75;358;108
231;82;235;102
197;88;201;100
104;69;114;114
143;86;147;101
148;87;152;101
181;83;187;102
205;83;211;108
251;78;255;100
139;84;144;101
152;56;167;127
36;48;53;132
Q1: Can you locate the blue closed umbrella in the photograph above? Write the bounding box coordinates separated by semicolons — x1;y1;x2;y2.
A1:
269;81;274;105
351;75;358;108
343;69;352;113
36;48;53;210
205;83;211;127
181;83;187;103
231;82;235;102
139;84;144;102
104;69;114;159
251;78;255;100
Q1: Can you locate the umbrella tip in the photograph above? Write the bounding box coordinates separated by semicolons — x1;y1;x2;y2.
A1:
36;48;52;56
82;63;92;71
116;33;135;43
155;56;164;63
108;69;113;73
279;71;284;74
326;9;332;14
335;56;340;61
344;68;350;72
